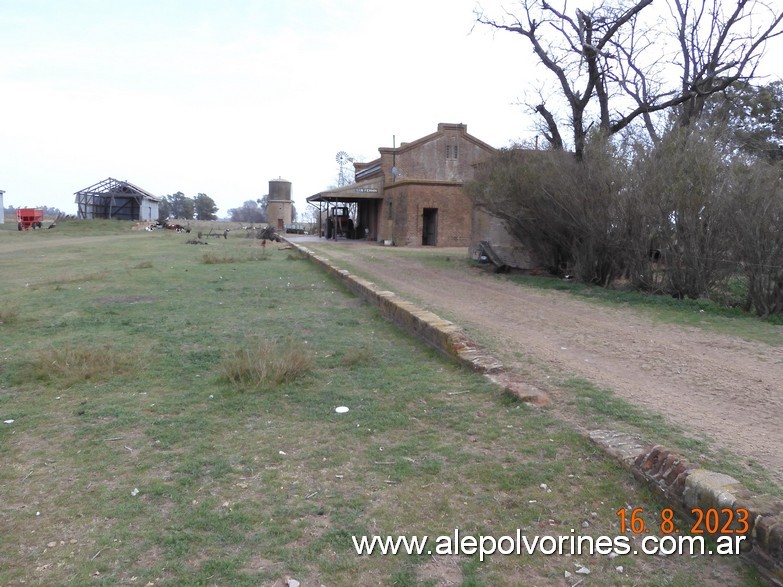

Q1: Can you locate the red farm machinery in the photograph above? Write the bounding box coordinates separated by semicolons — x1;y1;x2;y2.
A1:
16;208;44;231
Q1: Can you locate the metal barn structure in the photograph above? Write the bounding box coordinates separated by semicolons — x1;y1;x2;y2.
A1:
75;178;160;221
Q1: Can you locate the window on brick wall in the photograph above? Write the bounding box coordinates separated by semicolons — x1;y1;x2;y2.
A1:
446;144;458;160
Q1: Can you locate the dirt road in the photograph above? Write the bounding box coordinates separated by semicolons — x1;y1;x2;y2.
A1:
297;238;783;489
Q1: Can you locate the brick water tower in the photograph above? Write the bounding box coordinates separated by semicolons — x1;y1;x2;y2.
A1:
267;178;292;231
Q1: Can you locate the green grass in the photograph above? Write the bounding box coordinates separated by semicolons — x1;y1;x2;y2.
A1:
0;223;766;586
559;377;780;496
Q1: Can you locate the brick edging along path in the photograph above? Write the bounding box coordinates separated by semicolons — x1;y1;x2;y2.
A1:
289;239;783;585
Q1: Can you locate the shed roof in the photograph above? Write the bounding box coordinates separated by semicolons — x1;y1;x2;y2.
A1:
74;177;161;202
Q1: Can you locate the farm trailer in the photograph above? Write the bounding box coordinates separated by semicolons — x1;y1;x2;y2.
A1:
16;208;44;230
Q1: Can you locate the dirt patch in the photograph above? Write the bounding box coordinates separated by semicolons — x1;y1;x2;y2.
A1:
299;239;783;490
416;555;463;585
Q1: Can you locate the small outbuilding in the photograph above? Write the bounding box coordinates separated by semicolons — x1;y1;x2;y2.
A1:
75;178;160;221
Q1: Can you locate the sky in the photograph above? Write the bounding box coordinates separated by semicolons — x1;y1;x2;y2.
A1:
0;0;532;217
2;0;782;219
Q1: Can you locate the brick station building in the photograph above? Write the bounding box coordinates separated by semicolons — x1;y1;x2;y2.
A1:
308;123;496;247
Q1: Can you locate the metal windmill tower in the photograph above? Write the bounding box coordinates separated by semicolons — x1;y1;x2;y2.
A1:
336;151;354;187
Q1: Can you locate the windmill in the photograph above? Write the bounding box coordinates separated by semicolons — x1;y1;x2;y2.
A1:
336;150;353;187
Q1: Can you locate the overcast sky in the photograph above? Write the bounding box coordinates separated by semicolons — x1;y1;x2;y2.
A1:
2;0;781;218
1;0;533;217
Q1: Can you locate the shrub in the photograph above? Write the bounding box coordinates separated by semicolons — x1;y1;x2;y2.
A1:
467;135;626;284
730;161;783;316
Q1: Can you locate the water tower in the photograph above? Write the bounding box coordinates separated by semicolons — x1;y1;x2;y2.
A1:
267;178;292;231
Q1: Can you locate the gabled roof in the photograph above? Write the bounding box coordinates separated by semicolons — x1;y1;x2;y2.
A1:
74;177;161;202
353;123;495;183
378;123;495;157
309;123;497;200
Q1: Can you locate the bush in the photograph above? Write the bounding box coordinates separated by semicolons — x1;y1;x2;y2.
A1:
469;124;783;315
468;135;626;284
627;127;736;299
730;161;783;316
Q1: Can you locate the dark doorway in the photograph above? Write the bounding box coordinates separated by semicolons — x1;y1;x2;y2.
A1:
422;208;438;246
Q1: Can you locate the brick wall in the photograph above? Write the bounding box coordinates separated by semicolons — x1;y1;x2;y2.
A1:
385;182;473;247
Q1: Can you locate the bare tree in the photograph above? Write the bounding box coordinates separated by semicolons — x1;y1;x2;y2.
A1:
476;0;783;156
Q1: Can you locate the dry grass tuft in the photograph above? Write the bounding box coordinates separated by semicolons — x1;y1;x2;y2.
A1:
340;346;374;368
46;271;109;285
12;343;141;387
201;252;239;264
0;307;19;325
201;252;269;264
221;337;313;389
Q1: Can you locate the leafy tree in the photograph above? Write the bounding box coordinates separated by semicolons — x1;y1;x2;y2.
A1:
165;192;194;220
157;199;172;221
4;205;64;218
703;81;783;162
228;198;268;224
194;193;218;221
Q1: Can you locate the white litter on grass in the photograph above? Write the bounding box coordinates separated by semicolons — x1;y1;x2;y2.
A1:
335;406;349;414
4;420;14;424
131;488;139;497
575;565;591;575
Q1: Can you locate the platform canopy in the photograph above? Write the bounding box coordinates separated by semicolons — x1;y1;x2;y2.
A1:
306;178;383;205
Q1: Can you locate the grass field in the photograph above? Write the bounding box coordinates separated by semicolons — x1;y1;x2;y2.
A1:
0;220;766;586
